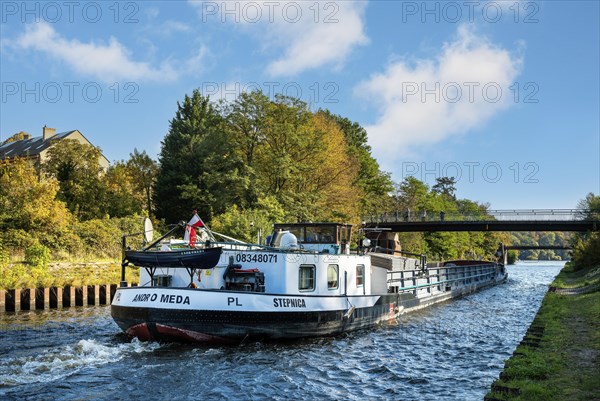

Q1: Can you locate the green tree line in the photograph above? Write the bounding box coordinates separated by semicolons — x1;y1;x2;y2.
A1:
1;89;572;266
0;144;153;261
509;232;572;261
387;176;509;260
153;90;393;242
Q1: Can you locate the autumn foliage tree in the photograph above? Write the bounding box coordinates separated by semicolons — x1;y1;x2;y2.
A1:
155;90;373;230
249;96;360;222
318;110;394;216
126;149;158;217
42;139;107;220
0;158;74;248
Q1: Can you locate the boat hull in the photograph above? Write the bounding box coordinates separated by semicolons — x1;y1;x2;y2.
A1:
111;274;506;343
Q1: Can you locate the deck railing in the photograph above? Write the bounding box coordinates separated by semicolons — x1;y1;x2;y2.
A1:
387;264;500;293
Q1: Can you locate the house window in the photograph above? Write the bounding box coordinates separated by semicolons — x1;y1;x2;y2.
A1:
356;264;364;287
327;264;339;289
299;265;315;291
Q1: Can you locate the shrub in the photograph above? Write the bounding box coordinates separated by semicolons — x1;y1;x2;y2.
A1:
1;229;36;254
0;263;28;289
506;250;519;265
25;241;51;268
0;236;8;266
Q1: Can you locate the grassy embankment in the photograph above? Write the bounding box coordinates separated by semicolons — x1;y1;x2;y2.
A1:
0;258;139;290
485;262;600;401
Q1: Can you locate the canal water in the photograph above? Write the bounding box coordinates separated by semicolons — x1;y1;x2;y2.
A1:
0;261;563;401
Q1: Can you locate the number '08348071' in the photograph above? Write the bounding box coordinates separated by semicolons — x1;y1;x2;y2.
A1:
235;253;278;263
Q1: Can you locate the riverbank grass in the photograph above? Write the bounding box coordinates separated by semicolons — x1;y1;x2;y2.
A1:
0;261;139;290
486;262;600;401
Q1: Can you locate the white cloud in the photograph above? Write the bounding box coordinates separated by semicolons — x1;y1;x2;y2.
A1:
10;22;178;83
355;25;522;165
265;2;369;76
161;20;193;35
185;45;210;74
189;0;369;77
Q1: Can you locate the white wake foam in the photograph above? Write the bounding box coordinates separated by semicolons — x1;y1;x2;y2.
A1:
0;338;160;386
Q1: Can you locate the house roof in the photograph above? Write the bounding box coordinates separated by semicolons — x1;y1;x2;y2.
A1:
0;131;76;159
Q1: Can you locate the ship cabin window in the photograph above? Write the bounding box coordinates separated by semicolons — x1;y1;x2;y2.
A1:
305;226;335;243
299;264;316;291
340;226;352;244
288;227;305;242
327;264;339;289
273;223;353;246
356;264;365;287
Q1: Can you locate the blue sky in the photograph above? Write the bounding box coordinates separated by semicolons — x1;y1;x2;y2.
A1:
1;1;598;210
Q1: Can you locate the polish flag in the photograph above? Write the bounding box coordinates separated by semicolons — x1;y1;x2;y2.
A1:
184;211;205;248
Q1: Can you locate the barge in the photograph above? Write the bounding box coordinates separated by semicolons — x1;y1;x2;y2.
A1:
111;221;507;343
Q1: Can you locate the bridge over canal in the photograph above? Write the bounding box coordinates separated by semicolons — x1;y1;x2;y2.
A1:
363;209;599;232
504;245;573;251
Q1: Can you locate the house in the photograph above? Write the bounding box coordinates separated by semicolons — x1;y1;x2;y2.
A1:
0;126;110;170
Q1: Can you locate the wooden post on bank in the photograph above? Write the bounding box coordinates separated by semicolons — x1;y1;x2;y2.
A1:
87;285;100;306
36;288;50;310
8;289;19;312
1;283;120;312
49;287;61;309
62;286;74;307
75;286;87;307
20;289;35;311
99;285;107;305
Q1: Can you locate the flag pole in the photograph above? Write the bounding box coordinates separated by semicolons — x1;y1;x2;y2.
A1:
186;211;216;244
198;215;216;242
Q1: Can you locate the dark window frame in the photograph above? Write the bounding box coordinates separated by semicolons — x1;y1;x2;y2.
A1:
299;264;316;291
327;264;339;290
356;264;365;287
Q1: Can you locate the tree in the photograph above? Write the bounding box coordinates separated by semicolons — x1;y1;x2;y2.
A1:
154;89;248;223
395;177;431;212
126;149;158;217
103;161;142;217
2;131;30;144
432;176;457;200
42;139;108;220
388;177;504;260
0;158;74;247
571;193;600;270
319;110;393;215
220;91;270;207
211;196;286;244
222;91;269;167
253;97;360;222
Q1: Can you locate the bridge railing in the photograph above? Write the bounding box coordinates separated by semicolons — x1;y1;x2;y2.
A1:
363;209;597;224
